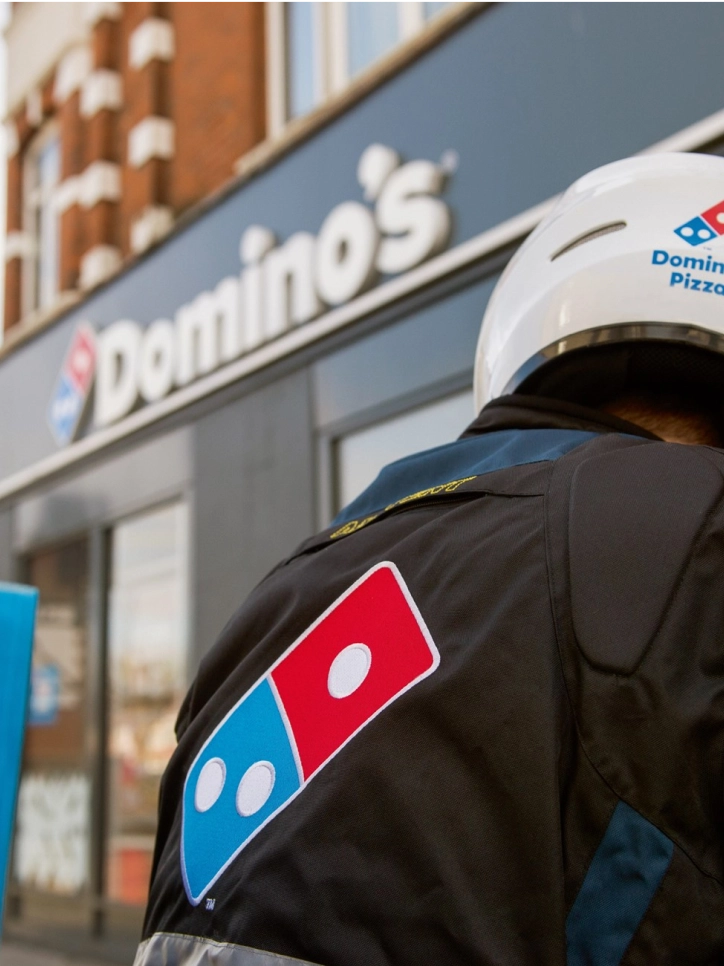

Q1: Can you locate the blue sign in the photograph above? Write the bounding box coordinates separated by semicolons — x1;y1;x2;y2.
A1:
29;664;60;726
0;583;38;937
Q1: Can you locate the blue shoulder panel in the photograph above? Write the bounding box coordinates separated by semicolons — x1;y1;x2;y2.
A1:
332;428;599;526
566;800;673;966
0;583;38;931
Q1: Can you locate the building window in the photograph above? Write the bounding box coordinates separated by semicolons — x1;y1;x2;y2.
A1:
346;2;401;79
269;2;452;134
286;2;321;119
424;2;451;20
14;539;91;897
106;502;188;907
23;124;61;315
334;388;473;513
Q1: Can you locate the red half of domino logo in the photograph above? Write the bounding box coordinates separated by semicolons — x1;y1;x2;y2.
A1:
181;561;439;905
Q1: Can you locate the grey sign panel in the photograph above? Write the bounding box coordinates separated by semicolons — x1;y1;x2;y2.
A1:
2;2;724;482
192;368;315;654
12;426;192;552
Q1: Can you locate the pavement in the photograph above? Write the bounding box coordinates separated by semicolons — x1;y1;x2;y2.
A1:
0;942;111;966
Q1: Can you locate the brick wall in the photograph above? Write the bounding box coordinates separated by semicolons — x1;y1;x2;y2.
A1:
4;1;267;334
4;149;22;330
57;89;83;293
170;2;266;214
118;1;171;257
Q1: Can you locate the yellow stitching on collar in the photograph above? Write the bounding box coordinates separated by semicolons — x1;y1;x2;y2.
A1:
330;476;477;540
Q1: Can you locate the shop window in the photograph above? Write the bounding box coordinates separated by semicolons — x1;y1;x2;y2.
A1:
335;389;473;513
269;2;454;134
106;502;188;907
23;123;61;315
14;539;90;897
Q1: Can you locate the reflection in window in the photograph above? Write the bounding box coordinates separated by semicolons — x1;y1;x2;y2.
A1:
106;502;188;906
286;2;318;118
14;540;90;896
347;2;400;78
335;389;474;512
424;2;450;20
25;128;60;313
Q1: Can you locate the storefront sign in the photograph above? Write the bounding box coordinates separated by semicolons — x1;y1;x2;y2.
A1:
50;144;453;443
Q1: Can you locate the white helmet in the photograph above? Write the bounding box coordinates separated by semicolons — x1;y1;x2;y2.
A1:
474;152;724;412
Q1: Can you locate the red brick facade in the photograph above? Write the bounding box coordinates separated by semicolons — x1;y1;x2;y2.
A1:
4;150;22;330
170;2;266;213
4;2;267;333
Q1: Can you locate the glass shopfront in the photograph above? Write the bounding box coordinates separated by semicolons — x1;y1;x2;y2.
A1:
14;540;90;899
7;502;188;951
106;503;188;907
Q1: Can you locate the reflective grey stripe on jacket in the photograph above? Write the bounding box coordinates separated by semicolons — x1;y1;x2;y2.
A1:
134;933;325;966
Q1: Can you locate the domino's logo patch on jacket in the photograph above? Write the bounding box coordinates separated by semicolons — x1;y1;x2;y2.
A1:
181;561;439;905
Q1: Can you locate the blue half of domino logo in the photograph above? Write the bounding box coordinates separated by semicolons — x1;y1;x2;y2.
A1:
182;678;301;905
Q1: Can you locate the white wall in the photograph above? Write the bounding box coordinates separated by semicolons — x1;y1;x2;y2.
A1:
0;1;10;345
6;2;86;113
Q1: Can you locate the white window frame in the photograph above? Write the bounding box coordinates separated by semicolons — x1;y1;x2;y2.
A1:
267;2;443;139
22;120;61;318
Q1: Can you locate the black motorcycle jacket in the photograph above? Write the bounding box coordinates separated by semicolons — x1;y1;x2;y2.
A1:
136;394;724;966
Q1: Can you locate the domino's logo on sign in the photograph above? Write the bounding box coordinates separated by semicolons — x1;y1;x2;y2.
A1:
674;199;724;247
181;561;439;906
48;323;96;447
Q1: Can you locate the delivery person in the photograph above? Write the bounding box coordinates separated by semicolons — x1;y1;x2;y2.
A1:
136;152;724;966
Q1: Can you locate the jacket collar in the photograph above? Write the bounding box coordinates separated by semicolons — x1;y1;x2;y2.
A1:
462;394;662;441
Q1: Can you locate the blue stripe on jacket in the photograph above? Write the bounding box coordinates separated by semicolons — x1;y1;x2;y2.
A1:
566;801;673;965
332;428;599;526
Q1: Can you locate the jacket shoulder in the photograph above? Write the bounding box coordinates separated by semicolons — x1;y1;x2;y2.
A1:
565;439;724;673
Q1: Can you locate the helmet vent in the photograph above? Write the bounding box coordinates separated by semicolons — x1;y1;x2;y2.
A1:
550;221;627;261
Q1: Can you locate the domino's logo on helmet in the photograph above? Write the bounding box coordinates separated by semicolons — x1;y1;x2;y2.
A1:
674;199;724;247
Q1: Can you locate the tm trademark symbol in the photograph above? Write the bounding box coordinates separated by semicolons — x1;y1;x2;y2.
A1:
440;149;459;175
205;898;216;910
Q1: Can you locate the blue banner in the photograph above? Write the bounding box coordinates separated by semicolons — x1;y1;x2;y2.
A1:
0;583;38;940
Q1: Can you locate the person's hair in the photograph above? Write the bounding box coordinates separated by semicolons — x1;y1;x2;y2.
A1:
518;340;724;445
601;391;722;446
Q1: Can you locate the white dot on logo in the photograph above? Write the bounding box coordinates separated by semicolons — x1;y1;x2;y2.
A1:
236;761;276;817
327;643;372;699
681;226;694;237
698;228;712;240
73;348;90;373
717;213;724;225
195;757;226;812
